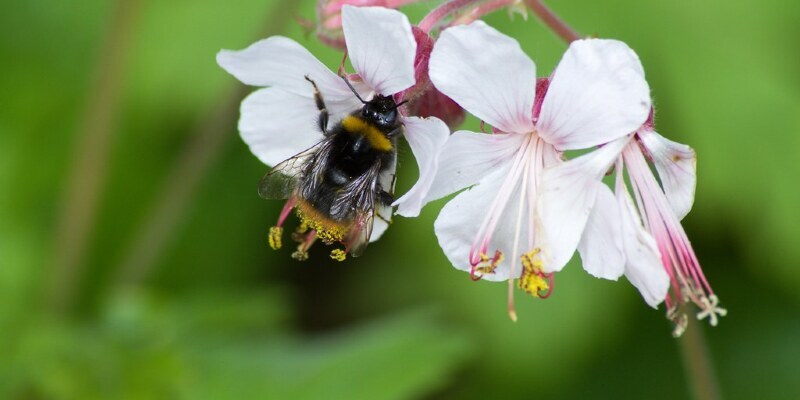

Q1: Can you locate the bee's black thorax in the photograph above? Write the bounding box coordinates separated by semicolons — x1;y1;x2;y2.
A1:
300;95;400;221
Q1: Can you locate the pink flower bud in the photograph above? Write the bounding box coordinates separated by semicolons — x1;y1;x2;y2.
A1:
402;27;465;128
315;1;426;49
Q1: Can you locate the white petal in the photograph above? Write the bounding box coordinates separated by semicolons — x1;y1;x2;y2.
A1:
638;129;697;220
370;218;389;242
370;153;398;242
392;116;450;217
342;6;416;95
536;136;630;272
429;21;536;134
434;165;529;282
616;167;669;308
424;130;527;203
217;36;361;102
240;88;325;166
538;39;651;150
577;185;625;280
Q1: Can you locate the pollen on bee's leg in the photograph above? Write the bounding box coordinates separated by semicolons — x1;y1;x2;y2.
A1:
518;249;551;298
330;248;347;262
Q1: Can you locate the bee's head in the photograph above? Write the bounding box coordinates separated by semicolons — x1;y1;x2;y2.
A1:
361;95;399;130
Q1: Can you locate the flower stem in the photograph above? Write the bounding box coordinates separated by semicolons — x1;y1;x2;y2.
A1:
451;0;517;26
418;0;485;33
678;320;722;400
46;0;144;315
523;0;580;43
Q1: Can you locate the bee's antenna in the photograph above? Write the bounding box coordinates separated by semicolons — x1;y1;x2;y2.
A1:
393;100;409;110
340;75;367;104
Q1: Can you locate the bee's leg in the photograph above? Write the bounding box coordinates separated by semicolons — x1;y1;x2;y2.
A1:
304;75;329;133
386;126;403;138
377;190;394;206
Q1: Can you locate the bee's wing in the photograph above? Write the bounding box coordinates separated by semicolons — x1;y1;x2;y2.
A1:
258;140;329;200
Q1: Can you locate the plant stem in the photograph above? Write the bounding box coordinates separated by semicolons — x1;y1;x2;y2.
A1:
418;0;485;33
47;0;144;315
113;0;304;288
451;0;517;26
678;320;722;400
524;0;580;42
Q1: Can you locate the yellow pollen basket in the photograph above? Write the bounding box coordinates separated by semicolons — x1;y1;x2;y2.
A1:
341;116;393;152
475;251;504;275
268;226;283;250
519;249;549;297
295;200;347;243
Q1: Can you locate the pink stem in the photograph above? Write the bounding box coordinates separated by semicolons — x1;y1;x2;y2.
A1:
451;0;516;26
524;0;581;43
418;0;485;33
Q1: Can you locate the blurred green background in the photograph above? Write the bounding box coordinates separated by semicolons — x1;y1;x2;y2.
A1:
1;0;798;398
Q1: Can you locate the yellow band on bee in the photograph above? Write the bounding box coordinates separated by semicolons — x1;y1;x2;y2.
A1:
342;116;393;152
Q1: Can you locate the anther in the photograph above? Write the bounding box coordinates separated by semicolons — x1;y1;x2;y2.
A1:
470;251;503;281
667;306;688;338
518;249;550;298
330;249;347;262
268;226;283;250
292;248;309;261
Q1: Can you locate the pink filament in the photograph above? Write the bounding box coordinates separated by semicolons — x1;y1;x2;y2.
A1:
623;142;714;307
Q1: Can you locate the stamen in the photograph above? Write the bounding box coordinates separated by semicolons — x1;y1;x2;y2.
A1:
518;249;550;297
292;248;309;261
291;221;310;242
469;251;504;281
268;226;283;250
269;197;299;250
330;248;347;262
623;142;725;331
668;306;689;338
468;135;530;266
291;230;317;261
277;197;298;227
507;136;535;322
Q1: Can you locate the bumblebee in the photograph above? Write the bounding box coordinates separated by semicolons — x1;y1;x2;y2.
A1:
259;75;405;261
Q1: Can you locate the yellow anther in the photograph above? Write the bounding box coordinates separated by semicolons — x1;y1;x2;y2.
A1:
268;226;283;250
519;249;548;297
330;249;347;262
475;251;504;275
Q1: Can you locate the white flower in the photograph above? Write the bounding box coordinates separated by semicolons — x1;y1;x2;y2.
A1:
416;21;650;308
542;119;726;335
216;6;449;247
